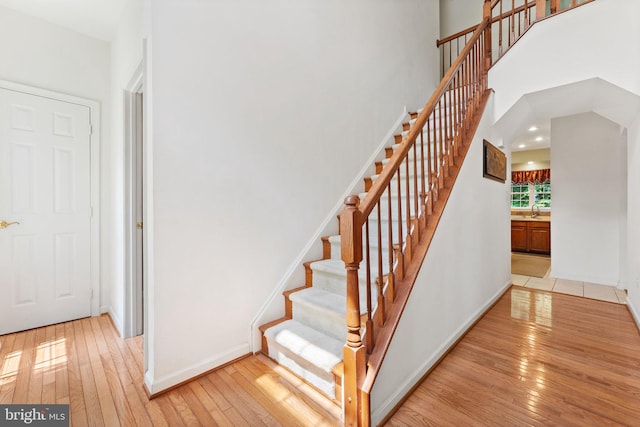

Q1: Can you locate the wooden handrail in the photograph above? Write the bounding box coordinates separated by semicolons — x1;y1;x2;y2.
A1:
437;3;532;47
437;24;477;47
359;16;489;221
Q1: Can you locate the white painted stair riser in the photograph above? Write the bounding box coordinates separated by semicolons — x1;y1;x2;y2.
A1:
356;195;422;219
290;288;346;341
309;259;380;298
386;145;448;164
264;319;342;398
328;235;403;262
289;287;378;342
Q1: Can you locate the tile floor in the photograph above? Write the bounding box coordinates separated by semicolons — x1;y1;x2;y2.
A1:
511;273;627;304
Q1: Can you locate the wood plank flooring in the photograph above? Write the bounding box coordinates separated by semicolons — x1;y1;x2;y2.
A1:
2;286;640;426
385;286;640;426
0;315;341;426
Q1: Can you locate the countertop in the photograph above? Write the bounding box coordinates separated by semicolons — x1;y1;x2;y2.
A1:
511;215;551;222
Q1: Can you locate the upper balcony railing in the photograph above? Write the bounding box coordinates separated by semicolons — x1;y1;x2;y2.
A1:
437;0;594;77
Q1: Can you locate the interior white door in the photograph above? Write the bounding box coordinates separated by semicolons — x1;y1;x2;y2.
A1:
0;87;92;335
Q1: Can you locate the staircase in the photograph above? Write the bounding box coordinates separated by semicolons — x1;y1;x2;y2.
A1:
259;86;490;413
259;0;592;424
259;16;491;427
259;110;426;403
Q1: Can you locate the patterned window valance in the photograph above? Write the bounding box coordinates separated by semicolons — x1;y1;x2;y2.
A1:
511;168;550;184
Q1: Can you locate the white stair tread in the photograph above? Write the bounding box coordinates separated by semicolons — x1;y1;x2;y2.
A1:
290;287;346;316
292;286;373;317
264;319;343;373
310;258;348;276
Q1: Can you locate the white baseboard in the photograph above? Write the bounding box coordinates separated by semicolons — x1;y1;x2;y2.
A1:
108;307;124;338
143;343;250;395
249;108;409;352
371;279;512;425
628;297;640;330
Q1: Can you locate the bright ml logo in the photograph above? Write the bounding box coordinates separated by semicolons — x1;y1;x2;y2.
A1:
0;405;69;426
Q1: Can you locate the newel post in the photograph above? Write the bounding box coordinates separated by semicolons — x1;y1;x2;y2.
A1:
483;0;492;81
339;196;368;426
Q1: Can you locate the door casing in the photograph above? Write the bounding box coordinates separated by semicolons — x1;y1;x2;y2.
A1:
124;63;145;338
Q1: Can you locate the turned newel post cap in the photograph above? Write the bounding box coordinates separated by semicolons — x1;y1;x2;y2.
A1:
343;195;360;208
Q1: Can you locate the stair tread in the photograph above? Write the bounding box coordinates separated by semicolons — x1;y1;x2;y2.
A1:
263;319;343;373
290;287;346;316
309;258;347;276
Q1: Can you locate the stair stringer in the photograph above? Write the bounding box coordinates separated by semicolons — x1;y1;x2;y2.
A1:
250;108;412;352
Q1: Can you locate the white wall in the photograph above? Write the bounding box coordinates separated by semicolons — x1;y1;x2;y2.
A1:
439;0;483;37
371;94;512;423
0;5;111;311
108;0;147;335
512;148;550;171
551;113;626;286
489;0;640;121
146;0;440;393
627;118;640;325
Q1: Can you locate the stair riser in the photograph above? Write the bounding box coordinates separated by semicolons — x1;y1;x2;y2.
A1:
310;268;368;295
360;191;424;209
266;344;337;398
378;160;438;178
329;247;402;274
328;238;399;271
292;301;345;342
367;180;425;200
387;145;453;161
378;157;436;173
390;140;456;155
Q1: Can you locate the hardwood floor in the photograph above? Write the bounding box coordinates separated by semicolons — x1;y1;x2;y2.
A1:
2;287;639;426
0;315;341;426
385;286;640;426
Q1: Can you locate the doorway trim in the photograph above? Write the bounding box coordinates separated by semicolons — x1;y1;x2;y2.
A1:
0;79;101;316
124;63;145;338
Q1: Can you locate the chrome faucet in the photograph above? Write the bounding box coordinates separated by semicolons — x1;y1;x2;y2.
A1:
531;204;540;218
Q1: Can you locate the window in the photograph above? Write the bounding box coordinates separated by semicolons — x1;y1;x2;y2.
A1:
510;183;529;208
511;182;551;208
534;183;551;208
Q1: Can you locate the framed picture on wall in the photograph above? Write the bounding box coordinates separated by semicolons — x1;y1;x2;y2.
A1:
483;139;506;183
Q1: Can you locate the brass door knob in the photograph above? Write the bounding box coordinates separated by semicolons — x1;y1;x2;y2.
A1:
0;220;20;229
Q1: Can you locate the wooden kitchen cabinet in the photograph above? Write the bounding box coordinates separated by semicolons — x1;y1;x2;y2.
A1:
528;222;551;254
510;221;529;252
511;220;550;255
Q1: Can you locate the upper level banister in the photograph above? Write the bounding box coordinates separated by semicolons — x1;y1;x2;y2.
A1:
437;24;477;47
437;3;532;48
440;0;595;74
359;16;490;220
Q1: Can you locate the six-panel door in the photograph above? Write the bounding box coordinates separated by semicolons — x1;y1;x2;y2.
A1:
0;87;92;335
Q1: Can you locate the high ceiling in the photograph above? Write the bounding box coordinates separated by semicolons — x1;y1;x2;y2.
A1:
0;0;127;41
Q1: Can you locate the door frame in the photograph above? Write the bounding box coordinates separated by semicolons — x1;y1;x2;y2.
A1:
0;79;101;317
124;63;145;338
